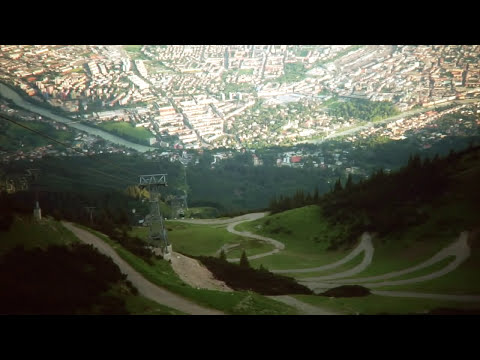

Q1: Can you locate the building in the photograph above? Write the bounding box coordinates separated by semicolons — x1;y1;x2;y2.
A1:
290;156;302;163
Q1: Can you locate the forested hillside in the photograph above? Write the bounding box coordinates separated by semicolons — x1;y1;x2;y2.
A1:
269;144;480;249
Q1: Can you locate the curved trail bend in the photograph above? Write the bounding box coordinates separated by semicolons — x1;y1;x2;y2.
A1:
179;213;373;275
300;232;475;300
176;215;479;303
324;232;470;287
273;233;373;275
62;222;224;315
178;212;285;262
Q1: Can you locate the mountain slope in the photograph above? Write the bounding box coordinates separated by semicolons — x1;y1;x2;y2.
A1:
0;216;182;315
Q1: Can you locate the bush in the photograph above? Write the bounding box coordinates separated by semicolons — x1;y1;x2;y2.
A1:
319;285;370;298
0;244;132;314
194;255;312;296
239;250;250;268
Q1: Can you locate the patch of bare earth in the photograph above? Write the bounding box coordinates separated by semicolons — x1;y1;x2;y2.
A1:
170;252;233;292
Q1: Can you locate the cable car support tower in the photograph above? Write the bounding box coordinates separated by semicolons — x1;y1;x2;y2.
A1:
139;174;172;261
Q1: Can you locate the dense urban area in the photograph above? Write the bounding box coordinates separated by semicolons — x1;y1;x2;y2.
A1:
1;45;480;179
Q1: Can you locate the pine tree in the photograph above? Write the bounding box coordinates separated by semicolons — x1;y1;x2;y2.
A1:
277;194;284;212
269;195;278;212
219;249;227;261
305;191;313;205
333;178;343;193
239;250;250;268
345;174;353;190
259;264;269;273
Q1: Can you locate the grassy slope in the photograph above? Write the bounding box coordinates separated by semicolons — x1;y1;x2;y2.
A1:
0;216;181;315
369;256;455;283
376;249;480;295
226;239;276;259
239;205;480;295
184;207;220;219
236;205;356;270
97;121;153;143
122;291;186;315
288;251;366;278
366;148;480;293
234;147;480;297
293;294;480;315
132;220;275;259
84;225;298;315
0;215;79;255
132;221;240;257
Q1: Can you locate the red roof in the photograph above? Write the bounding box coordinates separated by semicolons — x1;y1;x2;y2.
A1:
291;156;302;163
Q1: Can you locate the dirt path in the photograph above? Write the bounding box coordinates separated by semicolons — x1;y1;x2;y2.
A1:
300;232;474;296
298;234;374;285
225;218;285;260
274;233;373;274
170;251;233;292
180;214;375;273
329;232;469;284
178;212;285;262
360;232;470;288
325;232;470;287
370;290;480;302
61;222;224;315
177;212;267;226
178;215;478;302
268;295;341;315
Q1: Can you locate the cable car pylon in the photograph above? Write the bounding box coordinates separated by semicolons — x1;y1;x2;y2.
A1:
138;174;172;261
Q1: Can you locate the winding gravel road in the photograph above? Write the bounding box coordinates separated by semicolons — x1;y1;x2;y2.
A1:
176;214;479;303
178;212;285;262
370;290;480;302
299;232;475;299
176;212;267;225
268;295;340;315
225;217;285;262
297;234;374;285
62;222;224;315
273;233;373;274
327;232;470;287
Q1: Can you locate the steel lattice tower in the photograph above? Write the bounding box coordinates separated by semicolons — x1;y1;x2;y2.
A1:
139;174;172;261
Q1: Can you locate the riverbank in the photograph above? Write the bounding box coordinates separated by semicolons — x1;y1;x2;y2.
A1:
0;81;155;153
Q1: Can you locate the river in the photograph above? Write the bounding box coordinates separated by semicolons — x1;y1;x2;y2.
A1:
0;82;154;153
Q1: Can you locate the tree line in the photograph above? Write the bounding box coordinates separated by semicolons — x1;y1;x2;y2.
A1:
267;145;480;248
0;185;160;264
